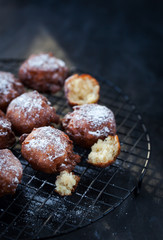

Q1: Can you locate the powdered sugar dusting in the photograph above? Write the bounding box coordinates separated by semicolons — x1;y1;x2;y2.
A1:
24;127;68;161
27;54;66;71
0;118;11;129
88;126;111;137
0;118;11;136
0;72;21;97
72;104;115;135
0;149;22;195
7;91;49;120
0;72;24;112
0;72;14;94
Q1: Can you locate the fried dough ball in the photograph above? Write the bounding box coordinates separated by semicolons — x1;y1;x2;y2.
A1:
19;53;69;93
6;91;59;135
0;71;24;111
64;74;100;106
21;126;81;173
0;110;16;149
62;104;116;148
0;149;23;197
88;135;120;167
55;170;80;196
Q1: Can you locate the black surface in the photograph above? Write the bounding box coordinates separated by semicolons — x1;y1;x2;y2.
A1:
0;0;162;239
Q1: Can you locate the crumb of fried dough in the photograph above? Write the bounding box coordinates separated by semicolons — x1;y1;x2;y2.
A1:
87;135;120;167
55;171;80;196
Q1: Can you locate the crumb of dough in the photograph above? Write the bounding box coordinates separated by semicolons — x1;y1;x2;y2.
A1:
87;135;120;167
55;171;80;196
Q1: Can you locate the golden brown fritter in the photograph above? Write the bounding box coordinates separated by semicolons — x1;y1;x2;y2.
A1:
6;91;59;135
21;126;81;174
0;149;23;197
19;53;69;93
0;110;16;149
62;104;116;148
0;71;24;112
64;74;100;106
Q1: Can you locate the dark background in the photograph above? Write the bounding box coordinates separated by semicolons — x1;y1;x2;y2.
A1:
0;0;163;239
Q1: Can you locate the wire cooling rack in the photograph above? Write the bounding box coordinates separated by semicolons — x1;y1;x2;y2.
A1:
0;60;150;240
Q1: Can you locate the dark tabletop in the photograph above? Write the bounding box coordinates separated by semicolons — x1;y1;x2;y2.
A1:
0;0;162;239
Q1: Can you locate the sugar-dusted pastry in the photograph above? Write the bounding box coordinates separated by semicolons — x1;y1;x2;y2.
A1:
0;149;23;197
6;91;59;135
64;74;100;106
62;104;116;148
55;170;80;196
0;71;24;111
87;135;120;167
21;126;81;173
19;53;69;93
0;110;16;149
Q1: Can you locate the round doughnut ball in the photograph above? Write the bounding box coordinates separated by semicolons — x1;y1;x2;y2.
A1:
21;126;81;173
0;149;23;197
64;74;100;106
19;53;69;93
62;104;116;148
0;71;24;111
0;110;16;149
6;91;59;135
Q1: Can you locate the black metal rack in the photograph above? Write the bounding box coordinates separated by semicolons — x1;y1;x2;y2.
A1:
0;60;150;240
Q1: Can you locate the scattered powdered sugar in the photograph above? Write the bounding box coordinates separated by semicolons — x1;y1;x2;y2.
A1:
12;92;43;109
69;104;115;135
0;72;16;95
27;54;66;71
24;127;68;161
8;91;48;120
0;118;11;129
73;104;115;128
0;150;22;176
0;118;12;136
88;126;111;137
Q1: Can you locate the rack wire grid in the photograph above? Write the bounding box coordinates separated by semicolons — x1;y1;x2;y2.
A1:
0;60;151;240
